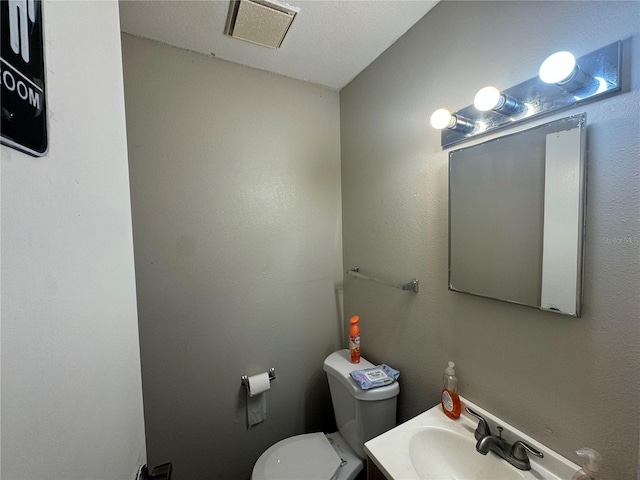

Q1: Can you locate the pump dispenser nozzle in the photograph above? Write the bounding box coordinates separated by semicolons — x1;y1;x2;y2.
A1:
445;361;455;375
572;447;602;480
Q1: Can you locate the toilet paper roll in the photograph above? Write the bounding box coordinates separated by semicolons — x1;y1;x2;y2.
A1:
247;372;271;397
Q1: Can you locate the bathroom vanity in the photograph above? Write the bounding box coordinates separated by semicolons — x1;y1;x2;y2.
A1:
366;459;389;480
364;397;580;480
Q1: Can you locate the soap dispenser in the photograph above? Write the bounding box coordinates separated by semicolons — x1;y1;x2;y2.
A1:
571;447;602;480
440;361;461;419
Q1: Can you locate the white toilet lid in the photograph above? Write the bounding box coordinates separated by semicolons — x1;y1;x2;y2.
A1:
252;433;343;480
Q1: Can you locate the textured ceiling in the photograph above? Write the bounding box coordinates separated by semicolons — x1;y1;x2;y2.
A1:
119;0;439;90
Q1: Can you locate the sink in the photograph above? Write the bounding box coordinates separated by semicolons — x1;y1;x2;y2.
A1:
364;396;580;480
408;427;524;479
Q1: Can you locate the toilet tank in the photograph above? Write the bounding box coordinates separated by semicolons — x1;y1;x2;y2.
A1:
323;350;399;458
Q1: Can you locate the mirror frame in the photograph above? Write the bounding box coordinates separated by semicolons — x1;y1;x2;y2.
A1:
448;113;587;316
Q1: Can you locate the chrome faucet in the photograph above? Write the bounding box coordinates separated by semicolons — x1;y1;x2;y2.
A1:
465;407;544;471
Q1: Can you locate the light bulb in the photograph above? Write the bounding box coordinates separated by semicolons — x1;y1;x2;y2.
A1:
430;108;453;130
539;51;576;84
474;86;502;111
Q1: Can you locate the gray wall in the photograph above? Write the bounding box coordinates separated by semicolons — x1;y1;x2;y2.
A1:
1;2;147;479
340;2;639;480
121;35;343;479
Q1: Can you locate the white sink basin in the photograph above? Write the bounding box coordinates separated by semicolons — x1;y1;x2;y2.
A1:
409;427;525;479
365;396;579;480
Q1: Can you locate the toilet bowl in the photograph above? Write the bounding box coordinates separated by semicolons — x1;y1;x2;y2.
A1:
251;350;400;480
251;432;361;480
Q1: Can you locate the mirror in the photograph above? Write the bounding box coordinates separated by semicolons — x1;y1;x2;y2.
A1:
448;114;587;316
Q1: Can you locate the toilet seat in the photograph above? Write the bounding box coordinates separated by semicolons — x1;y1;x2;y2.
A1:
252;432;362;480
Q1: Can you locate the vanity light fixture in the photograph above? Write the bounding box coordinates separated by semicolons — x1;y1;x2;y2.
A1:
473;86;525;115
430;108;476;133
432;40;622;149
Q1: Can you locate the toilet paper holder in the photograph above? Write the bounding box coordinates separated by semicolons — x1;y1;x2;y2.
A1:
241;368;276;389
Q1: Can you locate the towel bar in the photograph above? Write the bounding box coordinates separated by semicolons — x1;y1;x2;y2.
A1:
346;266;419;293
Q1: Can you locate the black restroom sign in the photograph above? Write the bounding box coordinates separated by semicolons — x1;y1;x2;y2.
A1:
1;0;47;157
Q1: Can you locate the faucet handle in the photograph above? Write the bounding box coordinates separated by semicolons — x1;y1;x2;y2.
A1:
511;440;544;461
506;440;544;471
465;407;491;439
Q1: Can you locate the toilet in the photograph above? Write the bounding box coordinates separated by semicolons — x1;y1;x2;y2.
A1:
251;349;400;480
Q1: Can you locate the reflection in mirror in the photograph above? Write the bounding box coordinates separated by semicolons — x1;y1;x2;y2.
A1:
448;114;587;316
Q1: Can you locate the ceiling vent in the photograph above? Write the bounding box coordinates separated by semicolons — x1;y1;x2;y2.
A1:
225;0;299;49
